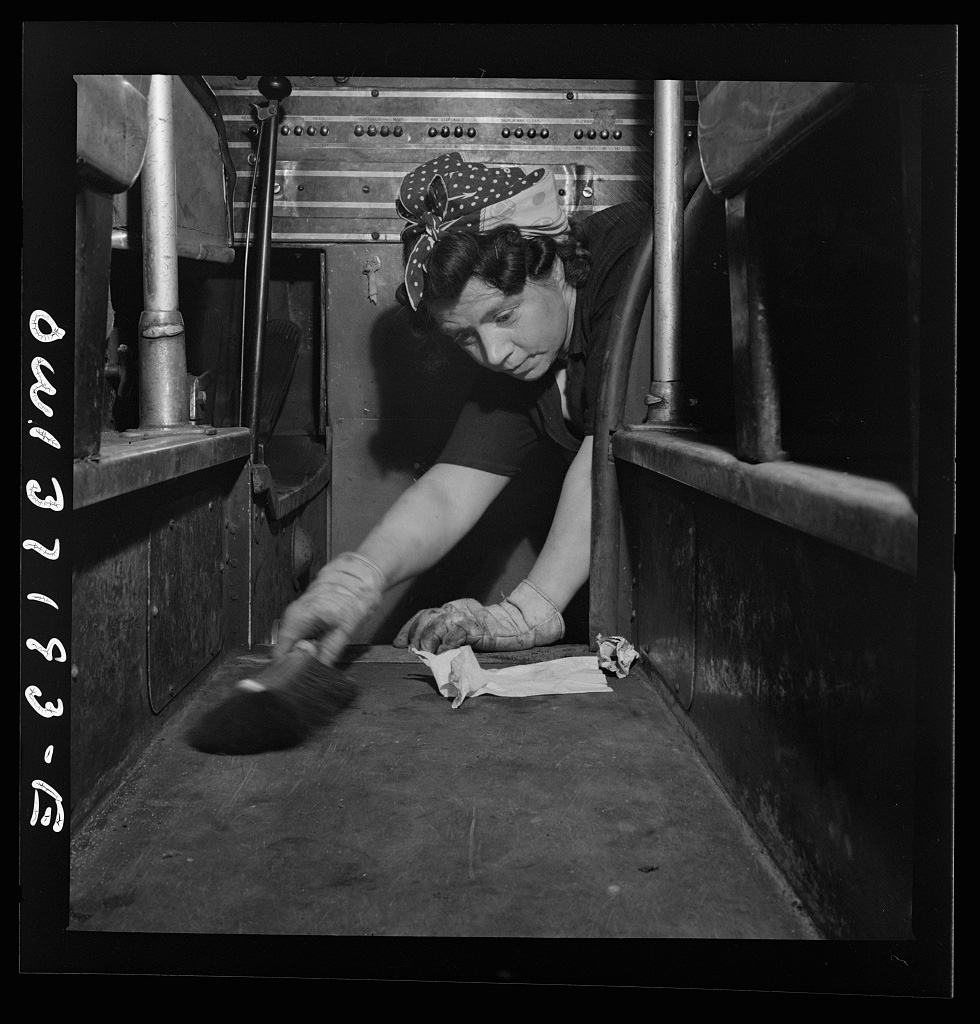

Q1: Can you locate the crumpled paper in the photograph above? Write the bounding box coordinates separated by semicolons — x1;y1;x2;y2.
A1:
596;634;640;678
411;645;613;709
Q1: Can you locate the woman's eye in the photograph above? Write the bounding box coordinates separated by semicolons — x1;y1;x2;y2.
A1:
494;309;515;325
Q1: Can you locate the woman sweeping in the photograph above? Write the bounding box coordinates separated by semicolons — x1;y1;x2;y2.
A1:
276;152;647;662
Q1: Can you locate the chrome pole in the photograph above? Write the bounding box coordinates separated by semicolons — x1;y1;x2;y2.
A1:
139;74;189;428
653;79;684;382
647;79;689;426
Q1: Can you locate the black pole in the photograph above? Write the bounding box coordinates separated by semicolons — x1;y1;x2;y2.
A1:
589;211;654;644
244;75;291;461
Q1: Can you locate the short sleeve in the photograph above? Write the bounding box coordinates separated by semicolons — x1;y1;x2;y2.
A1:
436;369;550;477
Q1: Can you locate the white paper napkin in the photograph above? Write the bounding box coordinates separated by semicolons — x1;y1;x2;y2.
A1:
411;645;613;709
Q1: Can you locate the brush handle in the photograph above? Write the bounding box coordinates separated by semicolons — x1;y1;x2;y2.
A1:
239;641;322;692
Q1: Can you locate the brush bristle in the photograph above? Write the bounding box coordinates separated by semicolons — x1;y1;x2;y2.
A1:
186;689;311;754
186;650;358;755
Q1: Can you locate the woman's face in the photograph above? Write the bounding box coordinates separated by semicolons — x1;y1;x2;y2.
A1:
432;262;574;381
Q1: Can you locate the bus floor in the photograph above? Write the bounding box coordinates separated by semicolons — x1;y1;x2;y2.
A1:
68;644;818;940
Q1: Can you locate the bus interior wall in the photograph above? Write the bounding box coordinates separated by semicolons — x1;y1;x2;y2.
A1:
48;67;953;957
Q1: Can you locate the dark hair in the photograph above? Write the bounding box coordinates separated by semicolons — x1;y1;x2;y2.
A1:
396;221;592;339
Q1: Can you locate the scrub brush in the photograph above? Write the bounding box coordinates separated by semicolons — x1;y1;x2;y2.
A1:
185;640;358;755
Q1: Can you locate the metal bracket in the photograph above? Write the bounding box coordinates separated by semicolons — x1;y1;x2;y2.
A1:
249;454;333;523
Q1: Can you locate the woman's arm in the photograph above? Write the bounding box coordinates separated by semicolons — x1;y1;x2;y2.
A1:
357;461;511;587
525;435;593;611
275;462;510;662
393;436;594;652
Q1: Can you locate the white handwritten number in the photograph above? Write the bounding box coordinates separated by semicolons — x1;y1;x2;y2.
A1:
29;309;66;343
29;426;61;449
25;685;64;718
22;538;60;559
25;637;67;662
25;308;68;841
25;477;64;511
30;780;65;833
30;357;56;418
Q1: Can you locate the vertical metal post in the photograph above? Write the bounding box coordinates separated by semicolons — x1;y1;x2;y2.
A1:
139;74;189;429
726;189;785;463
242;75;291;461
646;80;690;426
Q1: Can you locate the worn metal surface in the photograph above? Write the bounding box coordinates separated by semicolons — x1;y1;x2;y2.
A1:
70;458;252;828
613;430;917;576
71;494;150;826
75;75;150;193
726;188;786;464
171;75;230;252
652;80;684;385
630;482;696;709
138;313;189;429
68;645;816;940
142;76;181;312
147;485;224;712
698;82;858;199
72;428;252;509
618;462;916;939
112;76;232;261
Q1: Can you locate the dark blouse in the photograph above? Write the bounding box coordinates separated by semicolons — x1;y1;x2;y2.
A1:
436;202;649;476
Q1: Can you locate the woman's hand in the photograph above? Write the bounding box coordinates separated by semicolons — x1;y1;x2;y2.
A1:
393;579;564;653
275;552;386;666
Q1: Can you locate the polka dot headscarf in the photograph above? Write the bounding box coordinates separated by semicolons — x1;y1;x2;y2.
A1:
396;151;569;310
